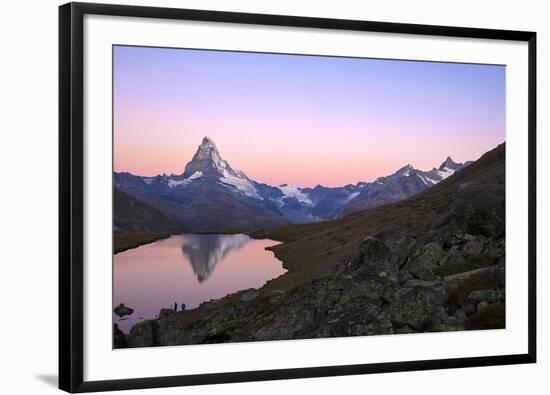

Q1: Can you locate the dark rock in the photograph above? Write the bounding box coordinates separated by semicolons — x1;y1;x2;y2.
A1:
113;324;128;348
404;242;443;281
241;289;258;302
477;301;489;312
434;286;449;305
389;287;440;331
443;265;505;314
393;324;415;334
403;279;438;288
354;232;412;283
159;308;175;319
440;311;466;331
114;303;134;317
465;303;505;330
463;237;485;256
127;320;158;347
462;301;476;316
437;183;505;238
468;290;505;304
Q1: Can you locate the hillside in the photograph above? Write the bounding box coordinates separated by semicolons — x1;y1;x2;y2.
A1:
114;187;185;233
257;143;504;289
113;188;186;253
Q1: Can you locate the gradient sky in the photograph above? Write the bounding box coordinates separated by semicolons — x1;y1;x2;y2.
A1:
114;45;505;187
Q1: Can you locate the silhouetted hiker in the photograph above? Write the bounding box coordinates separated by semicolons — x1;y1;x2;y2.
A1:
174;302;177;311
181;303;186;311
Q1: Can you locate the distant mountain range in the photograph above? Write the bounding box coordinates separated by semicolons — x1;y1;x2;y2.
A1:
114;137;472;232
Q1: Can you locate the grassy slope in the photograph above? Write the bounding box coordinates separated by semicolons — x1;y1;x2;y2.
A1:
257;143;505;294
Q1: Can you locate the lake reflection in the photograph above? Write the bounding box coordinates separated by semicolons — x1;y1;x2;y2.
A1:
114;234;285;333
181;234;248;282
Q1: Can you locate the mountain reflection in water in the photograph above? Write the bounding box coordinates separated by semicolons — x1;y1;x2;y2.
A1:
181;234;249;282
113;234;285;333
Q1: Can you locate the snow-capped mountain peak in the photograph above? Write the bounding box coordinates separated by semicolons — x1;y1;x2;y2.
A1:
182;137;263;200
439;156;461;171
194;137;221;161
184;136;227;176
395;164;414;176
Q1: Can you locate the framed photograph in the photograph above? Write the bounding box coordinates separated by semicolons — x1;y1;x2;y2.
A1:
59;2;537;392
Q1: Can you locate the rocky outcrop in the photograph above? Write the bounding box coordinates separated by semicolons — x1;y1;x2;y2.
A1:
159;308;175;319
241;289;258;302
127;320;159;347
113;324;128;348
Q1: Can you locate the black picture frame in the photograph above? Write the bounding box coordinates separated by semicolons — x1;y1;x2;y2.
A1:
59;2;537;393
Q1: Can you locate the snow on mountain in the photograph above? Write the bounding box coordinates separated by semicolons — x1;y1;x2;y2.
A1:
439;156;463;171
420;157;464;185
345;191;361;203
219;167;263;200
177;136;263;200
188;171;203;180
395;164;414;177
277;184;313;205
234;150;467;220
381;156;465;188
434;166;456;180
415;172;434;186
165;170;203;188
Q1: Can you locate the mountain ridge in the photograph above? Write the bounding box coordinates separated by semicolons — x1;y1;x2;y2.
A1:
114;137;476;232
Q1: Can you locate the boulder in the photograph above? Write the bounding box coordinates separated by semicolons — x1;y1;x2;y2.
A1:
354;231;413;282
441;183;505;238
114;303;134;317
389;287;441;332
463;237;485;256
159;308;175;319
127;320;158;347
405;242;443;281
241;289;258;302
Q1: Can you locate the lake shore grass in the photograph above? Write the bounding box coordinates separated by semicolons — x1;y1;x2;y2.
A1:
114;232;173;254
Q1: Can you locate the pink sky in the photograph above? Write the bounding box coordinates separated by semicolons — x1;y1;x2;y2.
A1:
114;46;505;187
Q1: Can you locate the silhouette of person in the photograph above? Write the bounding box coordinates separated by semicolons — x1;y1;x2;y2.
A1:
174;302;177;311
181;303;186;311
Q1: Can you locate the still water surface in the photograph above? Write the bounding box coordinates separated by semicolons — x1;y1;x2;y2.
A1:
114;234;285;333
